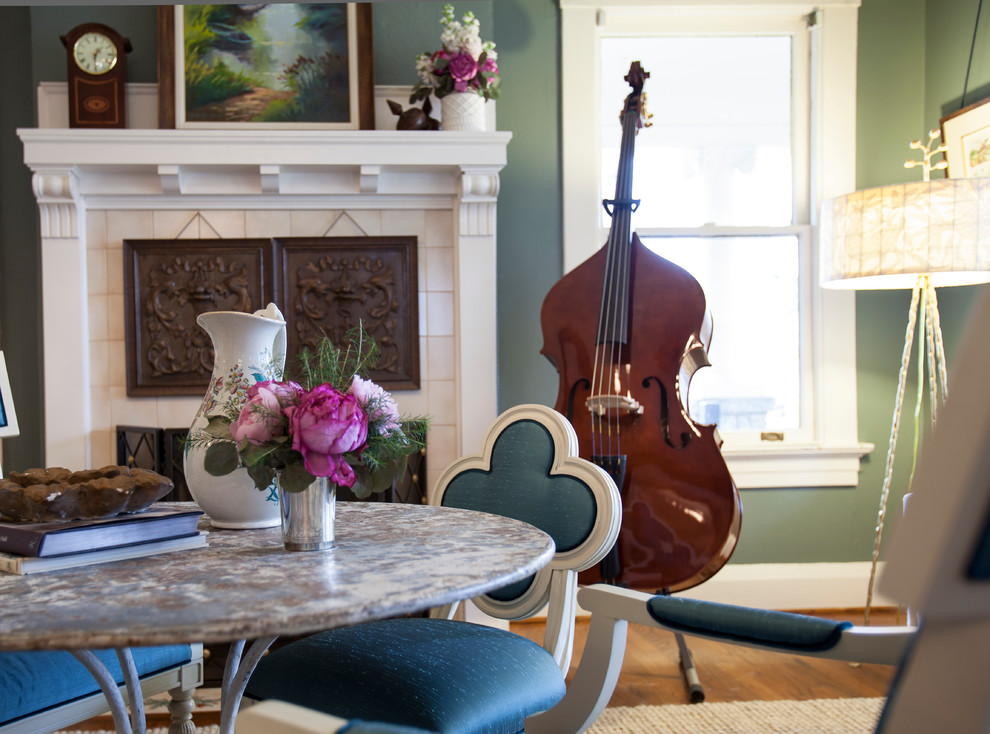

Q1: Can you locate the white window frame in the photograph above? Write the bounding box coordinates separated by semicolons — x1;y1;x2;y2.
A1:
560;0;873;488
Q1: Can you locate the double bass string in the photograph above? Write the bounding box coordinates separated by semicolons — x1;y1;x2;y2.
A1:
594;91;640;463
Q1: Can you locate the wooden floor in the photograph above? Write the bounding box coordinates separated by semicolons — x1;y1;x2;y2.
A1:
515;607;899;706
67;608;899;731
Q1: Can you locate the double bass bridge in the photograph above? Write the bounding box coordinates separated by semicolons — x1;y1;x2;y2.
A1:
585;394;644;417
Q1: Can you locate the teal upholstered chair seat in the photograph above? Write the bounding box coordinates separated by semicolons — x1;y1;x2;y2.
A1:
237;699;439;734
244;405;621;734
246;619;565;734
0;644;200;732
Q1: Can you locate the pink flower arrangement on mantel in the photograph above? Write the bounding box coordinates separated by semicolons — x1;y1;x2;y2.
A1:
411;4;500;104
194;327;428;497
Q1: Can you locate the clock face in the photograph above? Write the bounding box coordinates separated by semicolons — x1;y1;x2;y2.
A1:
72;31;118;75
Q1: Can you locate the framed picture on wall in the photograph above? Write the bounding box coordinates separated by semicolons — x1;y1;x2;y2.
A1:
157;3;374;130
941;96;990;178
0;352;19;439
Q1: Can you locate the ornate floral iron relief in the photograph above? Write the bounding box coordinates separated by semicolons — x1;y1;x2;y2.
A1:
123;237;419;396
277;237;419;390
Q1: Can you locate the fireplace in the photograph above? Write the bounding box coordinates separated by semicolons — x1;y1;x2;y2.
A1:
19;85;510;494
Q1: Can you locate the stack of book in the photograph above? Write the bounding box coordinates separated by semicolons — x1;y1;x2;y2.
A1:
0;507;207;574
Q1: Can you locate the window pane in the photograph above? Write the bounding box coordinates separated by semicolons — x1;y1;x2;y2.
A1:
642;236;801;432
602;36;793;228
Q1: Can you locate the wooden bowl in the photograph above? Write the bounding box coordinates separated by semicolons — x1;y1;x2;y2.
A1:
0;466;174;522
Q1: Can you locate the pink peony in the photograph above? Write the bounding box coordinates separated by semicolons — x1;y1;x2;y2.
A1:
482;57;498;74
350;375;401;436
447;52;479;82
230;380;303;445
289;384;368;487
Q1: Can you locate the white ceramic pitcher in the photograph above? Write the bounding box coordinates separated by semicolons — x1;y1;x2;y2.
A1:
185;303;287;528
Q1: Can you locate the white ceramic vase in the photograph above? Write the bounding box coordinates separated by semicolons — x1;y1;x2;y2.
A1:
185;304;287;529
441;92;486;131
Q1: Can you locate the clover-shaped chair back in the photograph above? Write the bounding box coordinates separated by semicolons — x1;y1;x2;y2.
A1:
429;404;621;672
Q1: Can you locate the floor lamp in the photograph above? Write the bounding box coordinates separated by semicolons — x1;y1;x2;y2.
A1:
819;140;990;623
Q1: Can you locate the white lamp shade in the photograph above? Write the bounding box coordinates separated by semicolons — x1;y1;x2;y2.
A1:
820;178;990;290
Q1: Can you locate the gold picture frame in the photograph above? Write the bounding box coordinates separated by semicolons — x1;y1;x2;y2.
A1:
157;4;374;130
940;96;990;179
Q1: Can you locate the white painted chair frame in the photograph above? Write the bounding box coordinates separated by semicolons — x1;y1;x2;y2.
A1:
0;643;204;734
427;404;622;675
524;586;914;733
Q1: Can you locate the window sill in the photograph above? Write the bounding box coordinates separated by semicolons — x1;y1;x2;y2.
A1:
723;442;875;489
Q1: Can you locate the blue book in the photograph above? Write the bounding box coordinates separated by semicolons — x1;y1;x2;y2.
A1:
0;508;203;557
0;531;208;574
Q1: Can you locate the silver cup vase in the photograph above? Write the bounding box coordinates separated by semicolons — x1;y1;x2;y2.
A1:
278;475;336;551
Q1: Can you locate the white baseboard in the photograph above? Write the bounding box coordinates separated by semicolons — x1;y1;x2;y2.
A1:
520;562;898;622
667;562;895;610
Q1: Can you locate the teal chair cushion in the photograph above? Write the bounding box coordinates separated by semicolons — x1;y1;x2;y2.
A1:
647;596;852;651
441;418;596;604
0;645;193;724
341;722;439;734
244;618;567;734
441;419;597;551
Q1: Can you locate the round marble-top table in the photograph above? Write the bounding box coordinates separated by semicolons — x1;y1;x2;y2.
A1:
0;502;556;733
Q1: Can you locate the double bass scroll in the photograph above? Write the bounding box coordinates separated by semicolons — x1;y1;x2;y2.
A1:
539;61;741;592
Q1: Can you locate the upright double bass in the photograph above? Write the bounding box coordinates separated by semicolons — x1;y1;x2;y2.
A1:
540;62;742;592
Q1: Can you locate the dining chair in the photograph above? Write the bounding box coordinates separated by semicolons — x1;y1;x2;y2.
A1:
0;643;203;734
237;699;435;733
242;403;622;734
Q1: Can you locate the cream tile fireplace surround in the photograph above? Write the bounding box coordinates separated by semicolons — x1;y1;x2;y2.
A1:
19;85;511;494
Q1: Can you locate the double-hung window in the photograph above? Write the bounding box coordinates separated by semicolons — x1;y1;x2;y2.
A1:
560;0;872;488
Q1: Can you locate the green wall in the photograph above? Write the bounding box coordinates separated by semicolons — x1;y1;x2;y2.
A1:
2;0;988;566
0;7;42;475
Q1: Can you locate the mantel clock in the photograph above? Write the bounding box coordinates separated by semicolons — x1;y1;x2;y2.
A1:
60;23;132;129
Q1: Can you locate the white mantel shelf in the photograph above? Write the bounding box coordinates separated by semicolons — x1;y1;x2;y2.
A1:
19;128;511;168
19;128;512;208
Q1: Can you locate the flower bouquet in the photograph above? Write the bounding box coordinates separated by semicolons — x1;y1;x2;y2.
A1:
191;326;428;498
410;4;500;104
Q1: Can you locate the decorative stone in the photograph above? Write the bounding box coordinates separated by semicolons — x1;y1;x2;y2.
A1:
0;466;174;522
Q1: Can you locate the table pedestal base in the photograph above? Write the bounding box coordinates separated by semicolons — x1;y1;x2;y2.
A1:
70;649;145;734
219;636;279;734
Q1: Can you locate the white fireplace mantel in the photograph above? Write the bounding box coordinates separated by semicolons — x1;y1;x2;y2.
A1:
20;128;511;215
19;126;511;489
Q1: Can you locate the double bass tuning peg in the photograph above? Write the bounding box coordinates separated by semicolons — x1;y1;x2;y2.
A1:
640;92;654;128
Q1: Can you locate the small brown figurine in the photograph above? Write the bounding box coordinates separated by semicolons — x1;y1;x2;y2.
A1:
387;98;441;131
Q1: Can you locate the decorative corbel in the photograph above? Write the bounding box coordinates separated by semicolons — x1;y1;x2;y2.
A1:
458;165;501;236
360;165;381;194
158;164;182;195
31;168;80;239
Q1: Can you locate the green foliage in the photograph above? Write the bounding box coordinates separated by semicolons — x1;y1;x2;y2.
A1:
276;461;317;494
292;323;381;392
182;5;257;112
185;59;255;111
204;442;239;476
295;4;347;36
257;52;349;123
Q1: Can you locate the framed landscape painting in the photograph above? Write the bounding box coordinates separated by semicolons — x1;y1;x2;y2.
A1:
157;3;374;130
941;96;990;178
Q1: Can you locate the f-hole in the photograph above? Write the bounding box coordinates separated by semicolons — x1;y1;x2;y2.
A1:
565;378;591;421
643;376;691;449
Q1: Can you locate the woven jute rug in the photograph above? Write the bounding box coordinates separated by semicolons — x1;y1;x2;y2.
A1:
57;694;885;733
587;697;886;733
